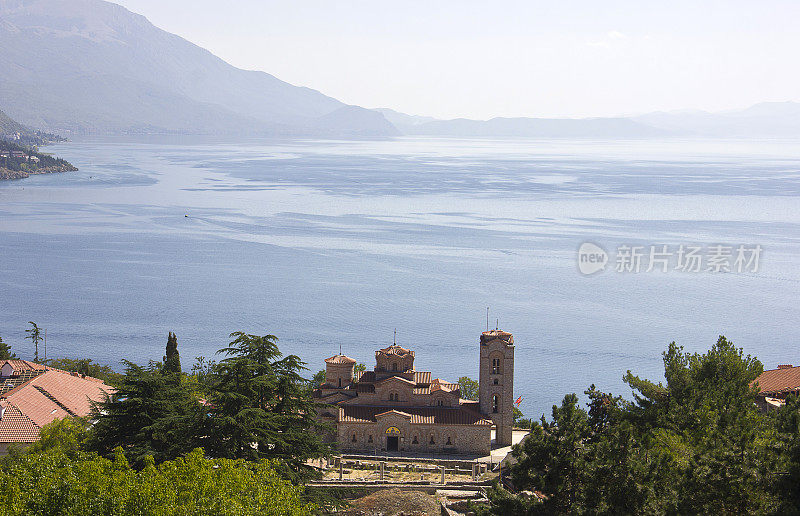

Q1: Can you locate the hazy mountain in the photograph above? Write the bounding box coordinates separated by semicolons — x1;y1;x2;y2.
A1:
0;0;397;137
634;102;800;137
373;108;437;131
400;116;668;138
0;108;27;136
377;102;800;138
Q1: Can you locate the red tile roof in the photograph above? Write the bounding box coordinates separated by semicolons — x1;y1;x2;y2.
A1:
0;369;114;444
753;365;800;395
480;329;514;345
325;355;357;365
0;360;48;373
0;402;40;443
377;344;413;357
339;405;492;426
414;371;431;385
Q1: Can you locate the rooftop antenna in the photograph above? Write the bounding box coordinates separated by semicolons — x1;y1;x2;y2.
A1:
339;342;342;356
496;319;499;331
486;307;489;332
393;328;396;346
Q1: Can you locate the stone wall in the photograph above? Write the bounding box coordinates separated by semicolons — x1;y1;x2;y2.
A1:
337;416;490;456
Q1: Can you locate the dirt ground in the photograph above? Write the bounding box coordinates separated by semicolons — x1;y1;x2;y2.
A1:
341;488;440;516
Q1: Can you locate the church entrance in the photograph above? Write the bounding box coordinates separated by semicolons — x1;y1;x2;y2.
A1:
386;436;399;451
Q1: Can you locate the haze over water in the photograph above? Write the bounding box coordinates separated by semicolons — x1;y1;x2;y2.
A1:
1;136;798;418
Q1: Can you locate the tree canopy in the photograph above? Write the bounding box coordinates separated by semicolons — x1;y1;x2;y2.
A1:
0;420;313;516
203;332;330;478
482;336;787;515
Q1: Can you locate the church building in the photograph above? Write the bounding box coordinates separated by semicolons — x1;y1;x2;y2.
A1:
313;329;515;455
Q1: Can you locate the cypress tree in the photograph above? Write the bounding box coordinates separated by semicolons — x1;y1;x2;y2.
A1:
163;331;181;375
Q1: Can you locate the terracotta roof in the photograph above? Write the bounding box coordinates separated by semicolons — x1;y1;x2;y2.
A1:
375;375;417;387
0;402;40;443
753;365;800;395
0;360;48;373
480;329;514;345
377;344;413;357
414;371;431;385
339;405;492;426
325;354;357;365
0;369;114;444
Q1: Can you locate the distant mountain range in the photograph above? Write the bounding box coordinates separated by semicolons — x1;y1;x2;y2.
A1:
0;0;398;137
0;0;798;139
373;102;800;138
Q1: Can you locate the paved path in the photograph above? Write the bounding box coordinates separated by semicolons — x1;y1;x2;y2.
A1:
477;429;529;466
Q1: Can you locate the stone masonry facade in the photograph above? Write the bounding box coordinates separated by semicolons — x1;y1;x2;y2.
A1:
313;329;515;455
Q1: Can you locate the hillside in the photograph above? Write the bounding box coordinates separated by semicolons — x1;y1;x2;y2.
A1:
0;108;27;136
0;0;397;137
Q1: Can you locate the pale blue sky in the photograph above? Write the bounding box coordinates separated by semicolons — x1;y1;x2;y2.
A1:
115;0;800;119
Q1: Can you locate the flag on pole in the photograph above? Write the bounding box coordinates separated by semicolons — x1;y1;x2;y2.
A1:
515;396;522;405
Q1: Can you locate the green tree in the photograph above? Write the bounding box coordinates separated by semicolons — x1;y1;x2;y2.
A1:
486;336;779;515
85;360;204;467
312;369;326;386
163;331;181;375
190;355;217;394
0;335;16;359
0;447;314;515
458;376;479;401
204;332;329;478
354;362;366;373
24;321;41;362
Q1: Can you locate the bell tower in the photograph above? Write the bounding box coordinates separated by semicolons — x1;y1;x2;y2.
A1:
479;329;515;446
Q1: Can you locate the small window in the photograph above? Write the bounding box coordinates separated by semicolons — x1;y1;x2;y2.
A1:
436;399;443;407
352;433;357;443
446;436;452;445
492;395;499;413
493;378;499;385
492;358;501;375
392;362;398;371
429;435;435;445
338;378;342;388
412;435;418;444
368;435;373;443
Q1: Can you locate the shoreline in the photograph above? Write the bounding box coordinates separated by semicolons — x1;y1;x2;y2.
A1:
0;163;77;181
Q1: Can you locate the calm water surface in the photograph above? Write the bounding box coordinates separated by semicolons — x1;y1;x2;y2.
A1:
1;136;799;418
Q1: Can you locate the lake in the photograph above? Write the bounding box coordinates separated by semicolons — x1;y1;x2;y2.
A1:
1;136;799;418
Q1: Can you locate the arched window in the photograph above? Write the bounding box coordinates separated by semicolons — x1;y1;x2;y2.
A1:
493;378;499;385
429;435;435;445
389;392;399;401
368;435;373;443
446;436;452;445
492;358;501;375
436;399;444;407
412;435;419;444
492;395;499;413
352;433;357;443
392;362;398;371
338;378;342;388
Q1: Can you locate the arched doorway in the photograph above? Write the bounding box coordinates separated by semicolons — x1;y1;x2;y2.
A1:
385;426;401;451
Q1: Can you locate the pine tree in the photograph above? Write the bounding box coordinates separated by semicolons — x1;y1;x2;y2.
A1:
86;360;204;467
204;332;330;479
